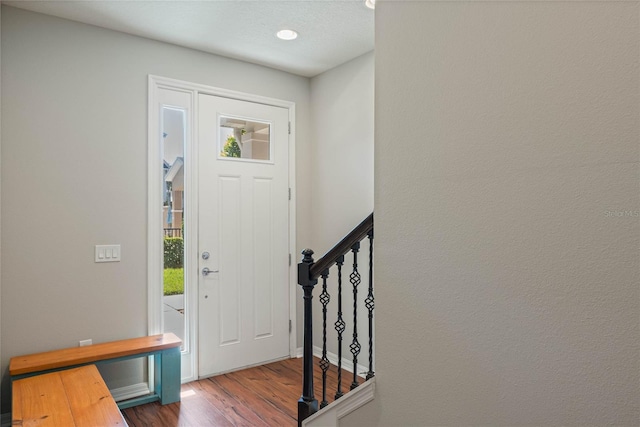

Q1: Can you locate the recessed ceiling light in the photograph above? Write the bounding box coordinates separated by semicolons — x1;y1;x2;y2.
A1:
276;29;298;41
365;0;375;9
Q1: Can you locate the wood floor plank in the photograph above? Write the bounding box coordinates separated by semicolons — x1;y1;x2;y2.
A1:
192;377;271;427
122;384;233;427
225;366;298;419
207;374;295;426
121;357;357;427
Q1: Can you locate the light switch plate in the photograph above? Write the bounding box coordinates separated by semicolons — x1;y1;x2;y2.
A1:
95;245;121;262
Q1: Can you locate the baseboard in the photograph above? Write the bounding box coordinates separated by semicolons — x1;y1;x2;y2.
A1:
302;377;375;427
1;413;10;427
297;345;369;377
313;345;368;378
110;382;151;402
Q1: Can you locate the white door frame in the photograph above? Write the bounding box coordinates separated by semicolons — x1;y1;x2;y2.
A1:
148;75;297;383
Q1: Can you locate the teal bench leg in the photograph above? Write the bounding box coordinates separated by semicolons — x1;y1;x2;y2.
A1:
155;347;181;405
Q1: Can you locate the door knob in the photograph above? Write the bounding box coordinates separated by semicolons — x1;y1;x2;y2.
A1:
202;267;219;276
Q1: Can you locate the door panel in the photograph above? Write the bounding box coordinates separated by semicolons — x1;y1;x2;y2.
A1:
198;94;289;377
218;175;241;346
253;177;274;339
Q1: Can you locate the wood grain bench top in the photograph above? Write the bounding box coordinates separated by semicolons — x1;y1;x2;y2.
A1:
10;333;181;376
12;364;127;426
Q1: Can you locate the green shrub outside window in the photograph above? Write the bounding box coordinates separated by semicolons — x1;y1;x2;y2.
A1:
164;237;183;269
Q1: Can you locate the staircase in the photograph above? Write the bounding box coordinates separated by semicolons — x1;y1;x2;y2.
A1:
297;213;375;426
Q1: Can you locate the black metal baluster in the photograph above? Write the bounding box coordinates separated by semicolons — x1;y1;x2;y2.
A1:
365;230;375;380
349;242;361;390
334;255;345;400
298;249;318;426
319;269;330;408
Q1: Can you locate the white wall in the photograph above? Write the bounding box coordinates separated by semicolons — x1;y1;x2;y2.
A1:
310;52;374;254
0;5;311;410
343;1;639;426
308;52;374;362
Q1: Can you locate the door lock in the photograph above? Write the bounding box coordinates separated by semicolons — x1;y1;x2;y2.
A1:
202;251;210;260
202;267;219;276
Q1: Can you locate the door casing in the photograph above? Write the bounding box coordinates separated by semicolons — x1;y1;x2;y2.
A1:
148;75;297;383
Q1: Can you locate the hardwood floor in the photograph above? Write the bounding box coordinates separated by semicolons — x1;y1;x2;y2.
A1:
122;357;360;427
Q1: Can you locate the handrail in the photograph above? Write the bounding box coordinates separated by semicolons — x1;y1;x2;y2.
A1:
297;212;374;426
309;213;373;280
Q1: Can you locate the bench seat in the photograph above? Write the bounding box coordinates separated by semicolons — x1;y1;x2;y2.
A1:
10;333;182;409
12;364;127;426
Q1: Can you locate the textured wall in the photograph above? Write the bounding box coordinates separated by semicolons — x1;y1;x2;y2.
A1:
1;5;310;410
343;1;639;426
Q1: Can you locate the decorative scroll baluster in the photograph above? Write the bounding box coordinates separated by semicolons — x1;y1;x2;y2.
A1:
349;242;361;390
297;249;318;426
319;269;331;408
365;229;375;380
334;255;345;400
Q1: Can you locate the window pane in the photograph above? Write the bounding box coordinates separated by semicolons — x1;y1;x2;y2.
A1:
219;116;271;161
162;107;185;350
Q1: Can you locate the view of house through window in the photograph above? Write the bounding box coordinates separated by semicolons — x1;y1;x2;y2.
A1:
219;116;271;161
162;107;186;348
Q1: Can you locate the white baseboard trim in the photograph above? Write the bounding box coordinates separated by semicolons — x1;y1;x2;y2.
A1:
110;382;151;402
296;345;370;377
313;345;368;378
302;377;375;427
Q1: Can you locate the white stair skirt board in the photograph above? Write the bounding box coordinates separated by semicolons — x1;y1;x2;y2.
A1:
302;377;376;427
296;346;370;378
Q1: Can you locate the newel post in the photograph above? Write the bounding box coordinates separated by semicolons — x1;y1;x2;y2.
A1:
298;249;319;426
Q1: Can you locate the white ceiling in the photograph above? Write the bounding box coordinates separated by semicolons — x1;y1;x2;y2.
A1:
4;0;375;77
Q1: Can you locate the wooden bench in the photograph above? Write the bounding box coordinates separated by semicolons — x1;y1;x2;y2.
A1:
12;364;127;426
10;333;182;409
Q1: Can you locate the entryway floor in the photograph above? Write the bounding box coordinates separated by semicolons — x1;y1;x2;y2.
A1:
121;357;356;427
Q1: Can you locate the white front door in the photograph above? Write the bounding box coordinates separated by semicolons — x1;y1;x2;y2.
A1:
197;93;290;377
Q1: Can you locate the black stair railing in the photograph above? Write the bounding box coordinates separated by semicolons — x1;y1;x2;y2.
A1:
297;213;374;426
